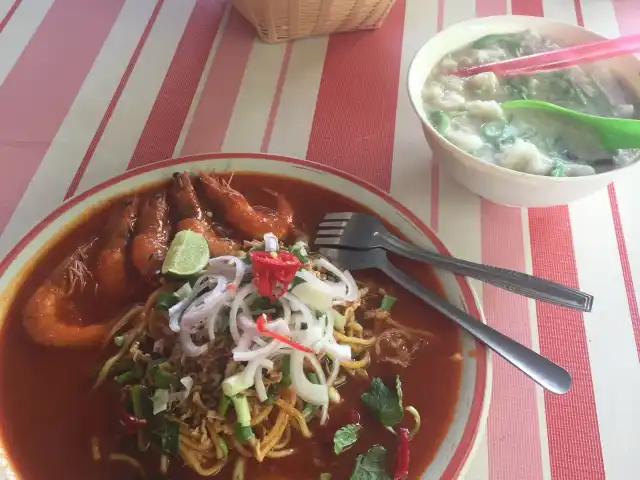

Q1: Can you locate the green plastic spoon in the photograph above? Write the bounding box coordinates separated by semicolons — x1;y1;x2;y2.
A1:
501;99;640;149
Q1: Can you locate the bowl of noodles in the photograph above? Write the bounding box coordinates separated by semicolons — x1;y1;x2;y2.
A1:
0;153;490;480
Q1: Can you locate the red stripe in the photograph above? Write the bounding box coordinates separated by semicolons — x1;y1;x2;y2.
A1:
608;185;640;358
0;0;125;233
261;42;293;153
609;0;640;358
65;0;164;199
429;0;446;231
511;0;543;16
529;206;605;479
127;0;226;169
474;1;544;478
180;7;254;155
481;202;544;480
306;1;406;192
0;0;22;34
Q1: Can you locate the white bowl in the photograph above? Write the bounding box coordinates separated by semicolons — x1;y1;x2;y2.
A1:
0;153;491;479
408;15;640;207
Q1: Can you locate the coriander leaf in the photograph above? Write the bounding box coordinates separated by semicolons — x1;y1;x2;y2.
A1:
361;376;403;428
334;424;360;455
349;445;392;480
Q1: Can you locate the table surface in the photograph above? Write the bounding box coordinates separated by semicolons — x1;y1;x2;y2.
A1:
0;0;638;478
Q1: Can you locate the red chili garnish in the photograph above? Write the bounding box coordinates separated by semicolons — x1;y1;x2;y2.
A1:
256;313;313;353
250;251;301;300
393;427;410;480
120;412;147;435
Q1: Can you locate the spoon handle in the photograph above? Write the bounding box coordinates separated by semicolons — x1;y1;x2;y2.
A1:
380;260;572;394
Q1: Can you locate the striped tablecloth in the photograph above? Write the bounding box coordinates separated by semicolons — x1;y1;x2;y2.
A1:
0;0;638;479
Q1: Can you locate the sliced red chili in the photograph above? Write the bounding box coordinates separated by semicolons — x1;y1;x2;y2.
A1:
393;427;410;480
120;412;147;435
256;313;313;353
250;251;301;300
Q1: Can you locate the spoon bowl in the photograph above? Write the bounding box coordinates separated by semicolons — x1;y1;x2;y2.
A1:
501;99;640;150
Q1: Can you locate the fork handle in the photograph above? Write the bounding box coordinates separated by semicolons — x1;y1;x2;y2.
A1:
380;260;572;394
374;232;593;312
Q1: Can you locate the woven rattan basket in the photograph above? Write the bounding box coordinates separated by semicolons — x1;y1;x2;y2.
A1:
232;0;397;43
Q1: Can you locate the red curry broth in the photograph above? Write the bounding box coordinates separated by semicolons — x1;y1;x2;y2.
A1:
0;174;461;479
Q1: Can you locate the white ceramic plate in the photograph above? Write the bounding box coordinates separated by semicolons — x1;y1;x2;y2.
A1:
0;153;491;479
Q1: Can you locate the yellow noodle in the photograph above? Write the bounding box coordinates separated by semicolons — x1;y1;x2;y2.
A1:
340;351;371;370
204;423;225;460
266;448;295;458
250;404;274;427
230;436;253;458
273;423;291;451
179;445;227;476
108;453;147;479
180;436;216;457
333;330;376;346
258;389;296;461
274;400;312;438
385;317;434;338
91;436;101;461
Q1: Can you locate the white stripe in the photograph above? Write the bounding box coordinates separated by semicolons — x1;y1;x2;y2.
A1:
221;39;286;152
0;0;157;258
266;37;329;159
74;0;196;194
0;0;54;87
541;0;576;24
521;208;552;480
390;0;439;226
569;189;640;479
579;2;640;477
433;2;489;480
174;2;231;157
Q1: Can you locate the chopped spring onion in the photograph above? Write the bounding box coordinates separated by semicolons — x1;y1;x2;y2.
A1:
153;369;177;389
113;335;125;347
232;395;254;444
264;232;279;253
174;282;193;300
131;385;145;420
280;356;292;387
114;370;139;385
380;294;397;312
222;372;254;397
155;291;179;311
291;240;309;263
218;394;231;417
428;110;450;134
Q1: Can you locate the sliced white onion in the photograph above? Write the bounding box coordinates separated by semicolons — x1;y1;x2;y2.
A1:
327;356;340;387
290;350;328;407
254;366;268;402
181;277;228;325
313;258;359;302
283;292;316;328
168;275;223;332
290;281;334;311
324;342;352;362
207;255;247;287
233;338;284;362
180;376;194;398
295;269;346;299
242;358;274;385
152;389;170;415
230;284;256;343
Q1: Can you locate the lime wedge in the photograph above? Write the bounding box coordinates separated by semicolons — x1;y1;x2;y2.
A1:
161;230;209;277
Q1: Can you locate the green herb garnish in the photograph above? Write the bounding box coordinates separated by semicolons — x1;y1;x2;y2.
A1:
380;294;397;312
361;376;404;428
155;292;179;311
349;445;392;480
333;424;360;455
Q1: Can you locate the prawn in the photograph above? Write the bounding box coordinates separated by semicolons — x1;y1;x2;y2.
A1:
95;197;139;299
131;190;170;277
170;172;238;256
199;172;293;240
23;240;118;347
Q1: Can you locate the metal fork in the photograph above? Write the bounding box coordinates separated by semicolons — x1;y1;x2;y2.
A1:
315;212;593;312
320;247;572;394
